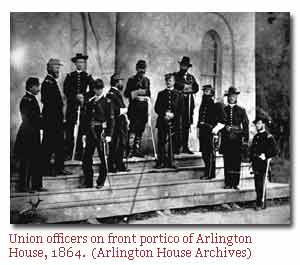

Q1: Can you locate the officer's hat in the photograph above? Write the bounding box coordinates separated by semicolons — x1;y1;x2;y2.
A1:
136;60;147;69
110;73;124;83
253;115;271;125
25;77;40;91
202;84;215;95
178;56;192;67
47;58;63;67
224;86;240;96
71;53;88;63
164;72;175;81
94;79;104;89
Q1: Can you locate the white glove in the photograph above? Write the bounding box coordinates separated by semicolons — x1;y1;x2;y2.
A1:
259;153;266;160
105;136;112;143
82;135;86;148
76;93;84;104
120;108;127;115
212;123;225;135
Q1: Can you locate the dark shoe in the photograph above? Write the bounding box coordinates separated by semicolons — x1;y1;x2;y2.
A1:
182;148;194;154
224;185;231;189
78;184;93;189
134;150;144;158
200;175;210;180
233;186;240;190
154;163;165;169
34;187;48;192
55;169;72;176
255;206;263;211
117;166;130;172
96;184;104;189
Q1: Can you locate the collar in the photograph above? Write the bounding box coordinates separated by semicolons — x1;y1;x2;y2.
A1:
111;86;120;92
47;74;57;81
229;104;236;108
258;129;266;134
94;94;104;102
166;87;174;91
26;91;36;98
76;70;83;74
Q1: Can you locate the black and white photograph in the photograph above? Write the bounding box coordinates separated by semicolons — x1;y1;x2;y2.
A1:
10;12;290;224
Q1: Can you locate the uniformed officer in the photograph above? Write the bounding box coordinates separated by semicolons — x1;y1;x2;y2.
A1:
81;79;114;189
173;56;199;154
107;74;129;172
14;77;47;192
250;116;277;210
124;60;151;157
154;73;182;169
220;86;249;189
41;58;71;176
197;85;225;179
63;53;94;160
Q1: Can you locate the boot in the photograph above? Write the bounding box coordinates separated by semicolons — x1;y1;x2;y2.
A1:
127;133;135;158
133;136;144;157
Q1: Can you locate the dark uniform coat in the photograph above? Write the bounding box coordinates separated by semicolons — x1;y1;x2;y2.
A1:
14;92;43;191
106;87;128;171
82;95;115;187
63;71;94;124
220;104;249;188
124;75;150;124
250;130;277;207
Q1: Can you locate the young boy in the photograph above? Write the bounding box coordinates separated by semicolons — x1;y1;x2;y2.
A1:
154;73;182;168
250;115;277;210
81;79;114;189
14;77;46;192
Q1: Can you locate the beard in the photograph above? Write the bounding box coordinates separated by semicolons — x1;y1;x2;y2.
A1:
117;83;123;91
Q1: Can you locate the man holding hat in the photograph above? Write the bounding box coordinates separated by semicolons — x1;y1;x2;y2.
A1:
63;53;94;160
107;73;129;172
197;84;225;179
250;115;277;210
41;58;71;176
80;79;114;189
173;56;199;154
220;86;249;189
124;60;151;157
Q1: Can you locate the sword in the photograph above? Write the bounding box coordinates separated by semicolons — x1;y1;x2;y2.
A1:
101;131;113;192
262;158;272;208
146;98;157;159
72;106;81;161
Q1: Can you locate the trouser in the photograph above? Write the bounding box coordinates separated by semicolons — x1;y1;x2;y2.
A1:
128;118;147;154
199;126;216;178
253;159;267;207
157;123;176;166
42;126;65;172
108;116;128;170
65;121;84;159
18;154;43;191
175;122;190;152
223;147;242;187
82;126;106;187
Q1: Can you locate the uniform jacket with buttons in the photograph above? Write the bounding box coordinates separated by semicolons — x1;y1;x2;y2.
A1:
14;92;42;158
154;88;182;128
63;71;94;123
124;74;150;122
82;95;115;137
106;87;126;118
41;74;64;128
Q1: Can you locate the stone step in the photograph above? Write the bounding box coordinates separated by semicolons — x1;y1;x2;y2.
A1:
11;181;289;223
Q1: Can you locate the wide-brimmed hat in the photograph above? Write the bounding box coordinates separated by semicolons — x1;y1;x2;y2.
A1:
202;84;214;90
71;53;88;63
178;56;192;67
224;86;240;96
253;115;271;125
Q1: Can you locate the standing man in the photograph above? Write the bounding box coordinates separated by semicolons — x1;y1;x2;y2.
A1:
81;79;114;189
174;56;199;154
124;60;151;158
41;58;71;176
250;116;277;210
63;53;94;160
14;77;46;192
197;85;225;180
107;74;129;172
220;86;249;190
154;73;182;169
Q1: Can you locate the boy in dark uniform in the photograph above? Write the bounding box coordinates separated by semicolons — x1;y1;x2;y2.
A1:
173;56;199;154
81;79;114;189
154;73;182;168
124;60;151;157
63;53;94;160
220;86;249;190
197;84;225;179
107;74;129;172
250;116;277;210
14;77;47;192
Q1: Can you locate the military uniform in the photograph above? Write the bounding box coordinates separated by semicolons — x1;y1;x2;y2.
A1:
107;87;128;172
81;95;114;188
220;104;249;188
124;74;151;156
63;70;94;159
14;92;43;191
197;96;225;179
41;74;65;174
154;87;182;167
173;71;199;153
250;130;277;207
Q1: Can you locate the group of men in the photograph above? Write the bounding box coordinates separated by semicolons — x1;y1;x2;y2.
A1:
14;54;277;209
